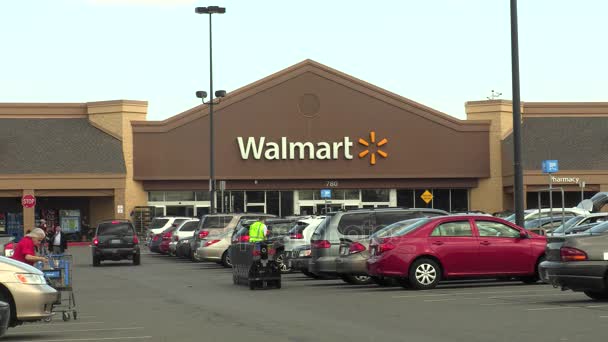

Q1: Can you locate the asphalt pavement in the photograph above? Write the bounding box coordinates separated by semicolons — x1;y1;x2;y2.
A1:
5;246;608;342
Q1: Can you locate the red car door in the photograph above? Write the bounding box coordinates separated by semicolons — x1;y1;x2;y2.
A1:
427;219;480;276
474;219;533;274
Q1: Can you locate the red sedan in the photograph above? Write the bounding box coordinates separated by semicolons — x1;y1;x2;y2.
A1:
367;215;546;290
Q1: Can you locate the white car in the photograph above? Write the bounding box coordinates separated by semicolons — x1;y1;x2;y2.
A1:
505;208;589;223
145;216;191;244
169;219;199;255
550;213;608;236
283;216;326;255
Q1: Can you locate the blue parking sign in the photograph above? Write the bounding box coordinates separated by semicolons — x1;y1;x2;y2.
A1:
542;160;559;174
320;189;332;199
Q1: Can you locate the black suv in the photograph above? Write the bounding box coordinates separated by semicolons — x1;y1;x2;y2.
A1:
92;219;141;266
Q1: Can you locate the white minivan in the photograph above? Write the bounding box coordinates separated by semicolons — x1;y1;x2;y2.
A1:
146;216;191;245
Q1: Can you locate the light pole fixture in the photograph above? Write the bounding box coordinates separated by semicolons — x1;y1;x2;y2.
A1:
195;5;226;215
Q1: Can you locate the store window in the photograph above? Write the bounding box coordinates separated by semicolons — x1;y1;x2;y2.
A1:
299;190;314;200
246;191;265;203
451;189;469;212
266;191;280;216
397;190;414;208
281;191;294;217
195;192;211;201
148;191;164;202
165;191;195;202
433;189;450;212
362;190;390;202
344;190;360;200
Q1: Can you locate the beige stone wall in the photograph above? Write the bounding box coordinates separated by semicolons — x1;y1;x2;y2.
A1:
89;197;114;228
465;100;516;213
86;100;149;220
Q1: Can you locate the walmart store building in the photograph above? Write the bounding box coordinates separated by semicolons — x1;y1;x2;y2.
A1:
2;60;607;235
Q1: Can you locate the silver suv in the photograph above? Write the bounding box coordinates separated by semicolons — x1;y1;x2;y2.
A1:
308;208;448;277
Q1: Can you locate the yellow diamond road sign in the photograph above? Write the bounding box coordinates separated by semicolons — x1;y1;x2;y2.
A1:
420;190;433;204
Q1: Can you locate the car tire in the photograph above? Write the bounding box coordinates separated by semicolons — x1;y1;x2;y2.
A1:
584;291;608;301
522;256;545;284
340;275;373;285
275;280;282;289
92;256;100;267
408;258;441;290
221;251;232;268
371;276;397;287
133;254;141;266
0;290;14;328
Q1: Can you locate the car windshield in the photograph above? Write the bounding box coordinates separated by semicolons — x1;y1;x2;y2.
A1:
150;218;169;229
552;216;584;234
98;222;134;236
586;221;608;234
371;218;430;238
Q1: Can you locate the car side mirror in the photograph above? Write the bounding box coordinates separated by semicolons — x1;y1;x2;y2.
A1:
520;230;529;239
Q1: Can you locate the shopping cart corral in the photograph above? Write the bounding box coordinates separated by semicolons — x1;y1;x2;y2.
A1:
36;254;77;322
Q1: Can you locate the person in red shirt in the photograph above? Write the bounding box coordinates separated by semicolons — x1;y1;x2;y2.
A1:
12;228;48;266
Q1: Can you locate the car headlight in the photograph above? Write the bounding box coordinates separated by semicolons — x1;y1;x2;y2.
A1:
15;273;46;285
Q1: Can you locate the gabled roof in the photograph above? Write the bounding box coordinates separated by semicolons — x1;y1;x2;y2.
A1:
132;59;489;133
0;118;126;174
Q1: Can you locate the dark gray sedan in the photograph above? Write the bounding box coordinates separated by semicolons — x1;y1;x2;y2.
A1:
540;232;608;300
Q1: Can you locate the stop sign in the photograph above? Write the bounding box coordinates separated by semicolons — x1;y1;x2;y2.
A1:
21;195;36;208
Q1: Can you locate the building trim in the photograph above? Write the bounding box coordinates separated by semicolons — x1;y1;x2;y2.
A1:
132;60;491;134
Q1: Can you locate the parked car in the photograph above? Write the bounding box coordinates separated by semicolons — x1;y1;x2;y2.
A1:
309;208;449;279
0;256;58;328
228;218;298;272
563;222;603;235
367;215;546;290
540;232;608;300
334;209;449;285
191;213;275;261
145;217;191;245
525;216;568;235
195;231;233;267
168;219;199;256
550;213;608;236
175;236;195;259
92;219;141;266
288;244;314;277
504;208;587;223
158;225;179;255
283;216;326;257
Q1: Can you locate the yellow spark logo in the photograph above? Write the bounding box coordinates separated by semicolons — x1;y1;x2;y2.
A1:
358;131;388;165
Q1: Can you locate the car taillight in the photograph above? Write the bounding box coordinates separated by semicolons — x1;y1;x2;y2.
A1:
204;239;221;247
561;247;588;261
376;241;395;255
111;221;119;224
311;240;331;249
153;235;159;241
93;237;99;246
133;236;139;244
349;242;366;254
238;235;250;242
162;232;172;240
198;231;209;239
290;233;304;239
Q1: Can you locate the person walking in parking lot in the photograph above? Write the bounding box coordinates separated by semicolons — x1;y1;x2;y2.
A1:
249;218;269;243
49;225;68;254
12;228;48;266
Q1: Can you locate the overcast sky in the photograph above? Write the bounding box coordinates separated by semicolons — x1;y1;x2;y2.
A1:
2;0;607;120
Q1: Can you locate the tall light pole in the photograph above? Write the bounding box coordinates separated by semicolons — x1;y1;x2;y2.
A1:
195;5;226;214
510;0;524;226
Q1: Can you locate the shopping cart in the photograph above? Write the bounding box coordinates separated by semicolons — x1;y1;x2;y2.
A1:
35;254;77;322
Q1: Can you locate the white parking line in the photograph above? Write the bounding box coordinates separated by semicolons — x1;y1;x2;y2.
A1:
488;293;578;299
393;289;558;299
18;337;153;342
17;327;144;334
586;305;608;308
527;307;580;311
424;299;459;302
18;322;105;328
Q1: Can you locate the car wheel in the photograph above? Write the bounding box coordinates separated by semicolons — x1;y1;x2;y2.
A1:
522;256;545;284
275;280;282;289
276;253;291;274
92;256;100;267
133;254;141;266
409;258;441;290
341;275;373;285
0;290;14;328
221;251;232;268
584;290;608;301
371;276;397;287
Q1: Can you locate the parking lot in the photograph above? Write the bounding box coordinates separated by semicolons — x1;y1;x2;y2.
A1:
2;246;606;342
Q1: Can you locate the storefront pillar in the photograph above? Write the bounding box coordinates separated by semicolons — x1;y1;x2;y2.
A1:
22;189;35;233
114;189;127;220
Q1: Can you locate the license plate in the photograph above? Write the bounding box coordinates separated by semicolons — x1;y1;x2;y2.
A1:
111;239;122;244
